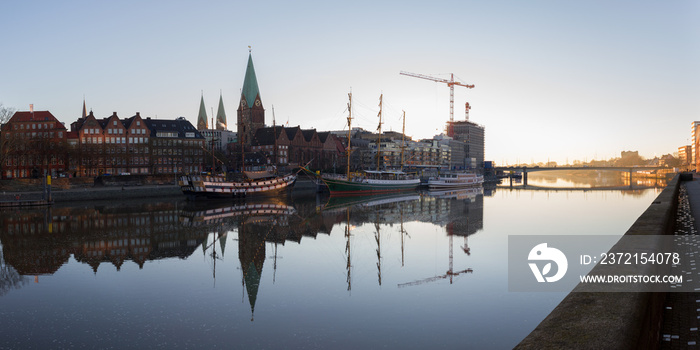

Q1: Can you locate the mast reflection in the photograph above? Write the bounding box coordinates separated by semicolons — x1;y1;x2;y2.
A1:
0;188;485;319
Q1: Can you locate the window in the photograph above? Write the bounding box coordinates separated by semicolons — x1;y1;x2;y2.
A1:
114;121;117;126
136;121;140;126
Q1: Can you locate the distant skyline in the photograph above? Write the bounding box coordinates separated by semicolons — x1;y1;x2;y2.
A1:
2;1;698;165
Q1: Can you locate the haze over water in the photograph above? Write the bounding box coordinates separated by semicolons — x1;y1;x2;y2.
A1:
0;177;662;348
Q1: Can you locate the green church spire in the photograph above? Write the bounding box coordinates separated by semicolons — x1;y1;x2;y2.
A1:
216;91;227;130
197;93;208;130
241;53;260;108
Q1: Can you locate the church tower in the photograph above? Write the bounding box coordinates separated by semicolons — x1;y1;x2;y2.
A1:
197;94;208;130
216;91;227;130
237;51;265;146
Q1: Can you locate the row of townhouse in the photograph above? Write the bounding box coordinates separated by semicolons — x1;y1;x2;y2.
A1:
1;110;205;179
248;125;345;170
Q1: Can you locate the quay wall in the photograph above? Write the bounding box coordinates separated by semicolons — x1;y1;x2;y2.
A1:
516;174;684;350
0;176;319;204
51;185;183;203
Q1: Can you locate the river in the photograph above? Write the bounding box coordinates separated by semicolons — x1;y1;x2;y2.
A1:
0;174;664;349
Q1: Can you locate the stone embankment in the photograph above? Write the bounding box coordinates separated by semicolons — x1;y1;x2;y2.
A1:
516;174;685;350
0;175;319;204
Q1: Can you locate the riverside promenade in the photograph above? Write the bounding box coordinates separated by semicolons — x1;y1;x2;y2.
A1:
517;174;699;349
0;184;182;204
659;176;700;349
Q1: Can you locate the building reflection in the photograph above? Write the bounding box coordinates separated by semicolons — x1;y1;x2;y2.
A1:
185;189;485;318
0;202;209;277
0;189;485;318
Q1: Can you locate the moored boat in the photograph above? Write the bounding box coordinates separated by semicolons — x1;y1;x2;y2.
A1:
427;172;484;190
319;170;420;196
178;173;296;200
304;92;419;196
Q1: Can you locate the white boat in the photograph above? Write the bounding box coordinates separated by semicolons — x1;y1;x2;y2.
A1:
427;172;484;190
178;173;296;200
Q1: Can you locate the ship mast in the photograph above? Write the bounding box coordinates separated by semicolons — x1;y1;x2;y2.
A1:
401;110;406;171
211;116;216;174
346;92;352;180
272;105;278;167
376;94;383;170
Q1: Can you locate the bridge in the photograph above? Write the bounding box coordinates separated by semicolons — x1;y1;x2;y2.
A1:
499;184;659;192
493;166;671;185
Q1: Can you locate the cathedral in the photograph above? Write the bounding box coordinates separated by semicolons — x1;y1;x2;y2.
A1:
237;52;265;147
227;51;345;170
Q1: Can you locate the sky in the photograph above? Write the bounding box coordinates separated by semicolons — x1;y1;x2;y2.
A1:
1;1;698;165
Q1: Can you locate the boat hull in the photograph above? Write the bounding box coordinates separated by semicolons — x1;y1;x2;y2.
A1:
427;174;484;190
322;177;420;196
178;174;297;200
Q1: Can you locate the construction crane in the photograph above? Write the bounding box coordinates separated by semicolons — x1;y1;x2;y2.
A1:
399;71;475;124
397;229;473;288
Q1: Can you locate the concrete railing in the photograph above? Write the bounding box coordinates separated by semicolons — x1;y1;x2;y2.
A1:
515;174;683;349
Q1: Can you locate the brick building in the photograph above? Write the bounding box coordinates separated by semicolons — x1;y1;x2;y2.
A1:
144;117;205;175
1;110;68;178
234;52;345;171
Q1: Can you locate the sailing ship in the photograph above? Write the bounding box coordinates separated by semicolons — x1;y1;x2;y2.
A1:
303;93;420;196
178;172;296;200
178;108;296;199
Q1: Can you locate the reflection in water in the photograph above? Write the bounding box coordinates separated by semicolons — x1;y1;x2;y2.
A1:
0;247;26;296
0;190;485;320
182;190;485;319
0;203;208;276
0;182;666;349
524;170;669;189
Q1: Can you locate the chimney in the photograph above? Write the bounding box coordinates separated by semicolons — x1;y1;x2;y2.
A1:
136;112;140;117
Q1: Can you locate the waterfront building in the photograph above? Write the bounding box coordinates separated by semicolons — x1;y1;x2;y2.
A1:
69;112;154;176
679;145;692;168
1;109;68;179
202;129;236;154
448;119;485;170
692;121;700;171
434;134;468;170
249;126;344;169
144;117;205;175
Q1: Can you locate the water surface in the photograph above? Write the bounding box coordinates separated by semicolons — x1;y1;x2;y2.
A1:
0;182;663;349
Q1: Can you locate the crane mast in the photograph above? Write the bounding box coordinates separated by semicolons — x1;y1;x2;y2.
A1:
399;71;474;124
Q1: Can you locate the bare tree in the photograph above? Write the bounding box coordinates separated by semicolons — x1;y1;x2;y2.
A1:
0;244;27;297
0;104;16;129
0;104;18;177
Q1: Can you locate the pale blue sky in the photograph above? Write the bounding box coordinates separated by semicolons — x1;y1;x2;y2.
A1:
2;1;698;164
